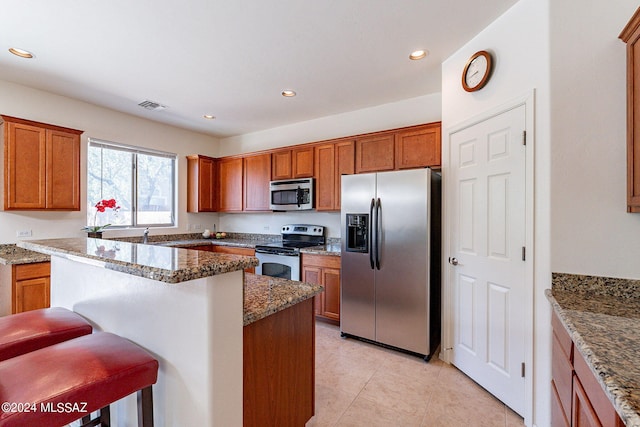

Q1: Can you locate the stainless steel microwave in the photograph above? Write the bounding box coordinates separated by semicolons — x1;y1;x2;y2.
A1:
269;178;314;211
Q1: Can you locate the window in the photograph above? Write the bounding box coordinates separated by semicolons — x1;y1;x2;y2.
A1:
87;139;176;228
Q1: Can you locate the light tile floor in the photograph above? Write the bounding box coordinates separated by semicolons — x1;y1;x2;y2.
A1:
307;322;525;427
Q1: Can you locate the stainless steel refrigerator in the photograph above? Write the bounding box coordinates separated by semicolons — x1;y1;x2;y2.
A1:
340;168;441;359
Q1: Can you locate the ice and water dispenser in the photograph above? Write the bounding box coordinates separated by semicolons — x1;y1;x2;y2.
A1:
345;214;369;253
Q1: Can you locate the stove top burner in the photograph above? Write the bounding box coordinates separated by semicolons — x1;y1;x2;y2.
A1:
254;224;325;255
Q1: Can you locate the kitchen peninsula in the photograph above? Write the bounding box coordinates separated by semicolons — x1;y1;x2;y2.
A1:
18;237;322;427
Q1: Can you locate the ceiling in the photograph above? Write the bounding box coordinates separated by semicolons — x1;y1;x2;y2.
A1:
0;0;518;138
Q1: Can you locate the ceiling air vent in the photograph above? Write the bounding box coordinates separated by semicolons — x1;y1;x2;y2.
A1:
138;100;167;111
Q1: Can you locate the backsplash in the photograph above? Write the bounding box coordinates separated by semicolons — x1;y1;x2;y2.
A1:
552;272;640;299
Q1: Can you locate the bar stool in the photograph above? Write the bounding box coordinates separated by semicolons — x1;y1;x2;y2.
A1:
0;331;159;427
0;307;92;361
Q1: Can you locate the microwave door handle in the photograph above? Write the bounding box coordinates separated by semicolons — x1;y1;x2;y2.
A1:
369;198;375;269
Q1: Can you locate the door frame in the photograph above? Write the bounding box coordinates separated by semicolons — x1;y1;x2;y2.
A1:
441;90;535;425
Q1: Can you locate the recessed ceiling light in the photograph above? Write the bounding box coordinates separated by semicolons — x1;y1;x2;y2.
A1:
409;50;428;60
203;115;216;120
281;90;296;97
8;47;34;59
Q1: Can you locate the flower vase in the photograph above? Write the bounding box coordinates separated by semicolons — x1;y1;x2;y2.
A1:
87;232;103;239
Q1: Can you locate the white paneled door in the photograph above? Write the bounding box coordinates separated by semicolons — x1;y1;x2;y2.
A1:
449;104;526;415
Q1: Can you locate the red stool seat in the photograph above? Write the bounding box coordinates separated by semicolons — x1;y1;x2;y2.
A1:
0;331;159;427
0;307;92;361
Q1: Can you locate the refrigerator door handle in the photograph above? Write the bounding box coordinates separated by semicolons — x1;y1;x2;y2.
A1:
369;198;375;269
375;197;381;270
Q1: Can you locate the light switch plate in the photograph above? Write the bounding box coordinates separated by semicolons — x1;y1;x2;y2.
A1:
16;230;32;237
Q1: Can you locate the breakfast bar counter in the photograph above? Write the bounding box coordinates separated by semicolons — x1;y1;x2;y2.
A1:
18;238;322;426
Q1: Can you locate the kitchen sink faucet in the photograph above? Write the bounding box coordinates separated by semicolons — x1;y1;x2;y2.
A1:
143;228;149;244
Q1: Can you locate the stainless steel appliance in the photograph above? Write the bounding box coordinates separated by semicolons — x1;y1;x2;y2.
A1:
341;168;441;360
269;178;314;211
255;224;325;280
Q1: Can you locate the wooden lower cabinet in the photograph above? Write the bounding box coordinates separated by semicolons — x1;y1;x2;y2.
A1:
551;311;624;427
0;262;51;314
301;254;340;322
244;298;315;427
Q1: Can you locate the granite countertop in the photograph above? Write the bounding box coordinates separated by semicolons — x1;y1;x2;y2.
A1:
0;244;51;265
300;243;341;256
18;238;258;284
243;273;323;326
153;238;258;249
547;273;640;426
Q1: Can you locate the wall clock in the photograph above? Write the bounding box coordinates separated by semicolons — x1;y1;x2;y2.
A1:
461;50;493;92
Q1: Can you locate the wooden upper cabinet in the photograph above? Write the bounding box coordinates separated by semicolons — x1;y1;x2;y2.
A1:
395;122;441;169
620;8;640;213
1;116;82;210
315;139;355;211
314;143;336;211
187;155;217;212
335;139;355;210
218;157;243;212
355;132;395;173
292;146;314;178
271;146;314;180
244;153;271;211
271;149;292;180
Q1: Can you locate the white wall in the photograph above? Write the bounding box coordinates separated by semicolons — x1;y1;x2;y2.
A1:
216;93;442;234
0;80;219;243
217;93;442;156
441;0;550;425
550;0;640;279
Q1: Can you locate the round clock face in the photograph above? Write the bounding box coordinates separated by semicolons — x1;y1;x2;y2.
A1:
462;51;492;92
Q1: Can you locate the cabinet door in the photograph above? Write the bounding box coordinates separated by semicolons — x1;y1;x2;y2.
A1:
3;121;46;209
187;155;217;212
314;144;336;211
551;380;571;427
395;123;441;169
271;150;292;180
244;153;271;211
12;262;51;314
46;129;81;210
321;268;341;321
14;277;50;314
355;133;395;173
334;139;355;210
572;375;602;427
302;265;323;316
620;10;640;212
218;157;243;212
292;146;314;178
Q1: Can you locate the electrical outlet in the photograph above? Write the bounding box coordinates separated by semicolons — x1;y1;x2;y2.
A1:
263;226;270;231
194;224;202;230
16;230;32;237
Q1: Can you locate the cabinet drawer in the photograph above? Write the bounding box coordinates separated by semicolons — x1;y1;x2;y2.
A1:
14;262;50;281
212;246;255;257
552;311;573;361
301;253;340;269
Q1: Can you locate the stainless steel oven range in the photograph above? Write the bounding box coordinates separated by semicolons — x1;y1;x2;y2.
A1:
255;224;325;281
